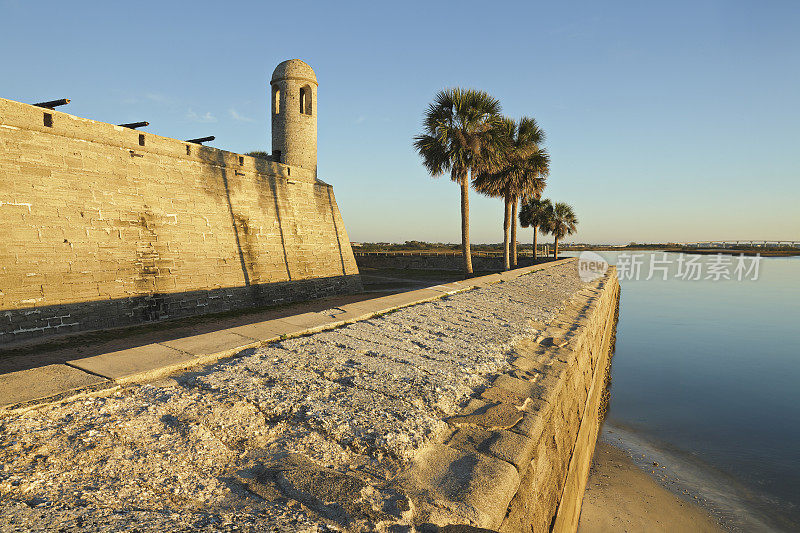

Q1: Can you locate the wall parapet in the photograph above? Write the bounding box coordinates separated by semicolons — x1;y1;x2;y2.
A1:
398;266;620;531
0;98;316;182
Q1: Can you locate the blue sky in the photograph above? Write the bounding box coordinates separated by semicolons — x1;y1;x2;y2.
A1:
2;0;798;244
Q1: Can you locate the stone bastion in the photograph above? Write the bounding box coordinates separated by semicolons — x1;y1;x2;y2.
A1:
0;59;360;347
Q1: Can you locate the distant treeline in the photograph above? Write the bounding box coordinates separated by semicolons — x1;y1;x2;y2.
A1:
351;241;800;253
351;241;663;252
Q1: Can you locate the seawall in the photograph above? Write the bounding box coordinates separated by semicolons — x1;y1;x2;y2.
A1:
0;98;361;346
403;266;620;531
354;251;553;272
0;259;619;532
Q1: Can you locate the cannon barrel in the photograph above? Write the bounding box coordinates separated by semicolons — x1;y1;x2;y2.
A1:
119;121;149;129
186;136;215;144
33;99;70;109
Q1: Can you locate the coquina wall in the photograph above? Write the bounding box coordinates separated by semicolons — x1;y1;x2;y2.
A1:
503;269;619;532
0;97;361;345
402;266;620;532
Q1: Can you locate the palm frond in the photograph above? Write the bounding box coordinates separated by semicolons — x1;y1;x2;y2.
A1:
519;198;553;228
548;202;579;239
473;115;550;202
413;133;451;177
414;87;505;184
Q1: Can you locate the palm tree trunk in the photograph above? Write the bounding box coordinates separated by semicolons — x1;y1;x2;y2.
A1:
502;194;511;271
533;225;538;262
511;197;518;268
461;172;473;275
554;236;559;259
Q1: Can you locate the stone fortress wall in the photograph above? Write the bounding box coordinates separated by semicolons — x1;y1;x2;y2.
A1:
0;60;361;346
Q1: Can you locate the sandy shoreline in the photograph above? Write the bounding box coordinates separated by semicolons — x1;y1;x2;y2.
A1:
578;441;724;532
579;423;785;532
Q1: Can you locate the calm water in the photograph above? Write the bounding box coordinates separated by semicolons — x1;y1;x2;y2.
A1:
572;252;800;530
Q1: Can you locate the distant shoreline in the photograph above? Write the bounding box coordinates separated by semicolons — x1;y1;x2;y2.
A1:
569;247;800;257
352;246;800;257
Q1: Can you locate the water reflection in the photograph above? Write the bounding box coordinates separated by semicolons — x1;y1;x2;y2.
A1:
570;251;800;530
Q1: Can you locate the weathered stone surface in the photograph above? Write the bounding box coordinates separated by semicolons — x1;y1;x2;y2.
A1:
0;364;106;407
445;426;496;454
240;452;405;530
537;334;571;348
486;430;536;472
479;385;528;407
509;354;546;374
499;269;620;533
507;399;552;439
448;399;524;430
445;427;535;473
491;373;540;398
397;444;520;529
439;526;498;533
0;261;617;533
505;367;542;383
271;59;318;174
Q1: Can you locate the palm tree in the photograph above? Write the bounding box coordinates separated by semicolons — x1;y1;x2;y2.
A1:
509;118;549;267
473;117;549;270
519;197;553;262
546;202;578;259
414;89;503;275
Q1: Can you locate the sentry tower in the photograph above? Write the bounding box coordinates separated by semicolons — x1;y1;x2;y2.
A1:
271;59;318;177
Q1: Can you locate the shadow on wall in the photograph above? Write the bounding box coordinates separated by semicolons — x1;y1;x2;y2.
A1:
117;145;358;331
263;169;293;281
327;187;348;276
0;274;363;358
0;147;360;349
199;145;253;287
195;147;350;285
251;157;312;279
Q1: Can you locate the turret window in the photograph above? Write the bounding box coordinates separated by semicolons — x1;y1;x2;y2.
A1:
299;85;312;115
273;87;281;115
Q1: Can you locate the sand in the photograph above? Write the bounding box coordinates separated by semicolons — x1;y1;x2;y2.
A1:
578;442;725;532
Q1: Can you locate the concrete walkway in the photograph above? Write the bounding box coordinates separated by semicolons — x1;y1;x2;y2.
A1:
0;259;574;410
